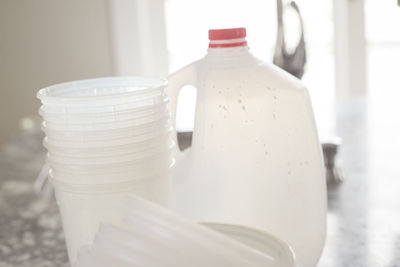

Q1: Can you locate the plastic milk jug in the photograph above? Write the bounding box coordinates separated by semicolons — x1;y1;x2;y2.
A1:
167;28;326;267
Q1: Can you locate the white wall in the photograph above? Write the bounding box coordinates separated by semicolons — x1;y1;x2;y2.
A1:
0;0;113;144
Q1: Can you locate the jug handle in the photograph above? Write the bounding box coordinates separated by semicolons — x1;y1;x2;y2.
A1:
166;62;198;159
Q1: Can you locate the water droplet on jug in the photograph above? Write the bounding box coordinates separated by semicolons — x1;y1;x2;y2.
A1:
273;95;278;100
218;104;222;108
223;105;227;111
273;114;276;119
265;151;268;156
218;90;222;94
238;99;242;104
242;106;246;110
288;170;292;175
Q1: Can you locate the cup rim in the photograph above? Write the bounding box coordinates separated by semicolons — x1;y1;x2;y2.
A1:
37;76;168;102
47;148;173;170
48;163;173;188
39;97;169;117
41;116;171;135
41;114;171;131
47;139;175;162
42;128;173;149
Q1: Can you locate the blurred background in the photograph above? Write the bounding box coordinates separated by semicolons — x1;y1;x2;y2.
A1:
0;0;399;144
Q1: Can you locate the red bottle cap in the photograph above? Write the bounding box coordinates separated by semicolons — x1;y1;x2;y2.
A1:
209;28;246;40
208;28;247;48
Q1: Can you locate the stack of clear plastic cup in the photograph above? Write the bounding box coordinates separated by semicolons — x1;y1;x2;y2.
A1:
37;77;174;263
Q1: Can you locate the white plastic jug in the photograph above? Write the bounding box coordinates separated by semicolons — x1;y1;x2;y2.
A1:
167;28;326;267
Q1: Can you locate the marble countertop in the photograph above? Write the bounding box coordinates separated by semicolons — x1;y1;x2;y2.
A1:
0;98;399;266
0;130;68;267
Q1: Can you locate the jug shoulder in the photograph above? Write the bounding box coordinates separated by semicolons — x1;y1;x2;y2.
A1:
197;59;309;97
256;62;307;92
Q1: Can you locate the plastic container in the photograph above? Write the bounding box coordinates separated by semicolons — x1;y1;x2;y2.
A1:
41;118;171;142
39;101;169;124
40;93;168;113
47;139;174;160
43;136;171;154
43;110;170;131
91;223;267;267
41;94;168;114
50;171;171;194
121;195;281;267
48;149;173;173
53;176;169;263
43;126;172;148
43;112;171;131
48;155;173;180
73;195;297;267
49;161;174;186
44;134;172;154
37;77;167;107
168;28;326;267
47;143;174;166
49;159;174;184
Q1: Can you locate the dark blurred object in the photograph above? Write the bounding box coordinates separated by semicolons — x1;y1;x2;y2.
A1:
273;0;306;79
177;132;192;151
322;139;344;185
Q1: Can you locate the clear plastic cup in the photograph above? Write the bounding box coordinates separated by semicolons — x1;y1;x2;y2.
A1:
40;93;168;114
47;138;174;158
53;174;169;263
43;126;172;148
43;133;173;157
49;158;174;184
41;94;168;114
37;77;167;107
49;166;172;189
47;140;175;165
48;148;173;172
42;112;171;131
41;117;171;142
42;110;170;131
39;101;169;124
